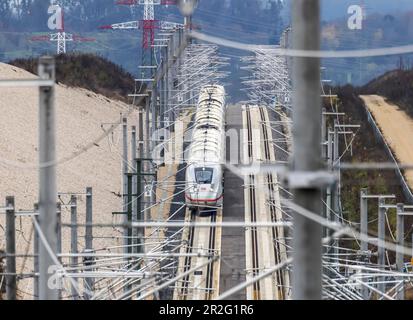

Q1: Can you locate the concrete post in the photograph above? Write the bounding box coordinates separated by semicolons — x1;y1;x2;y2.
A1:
148;92;155;156
333;120;340;222
38;56;58;300
136;159;143;257
332;121;341;264
153;82;159;133
161;48;166;130
33;203;39;300
125;174;133;299
127;174;133;254
360;188;369;299
396;203;405;300
145;95;151;160
165;43;170;130
56;203;62;300
85;188;93;256
56;203;62;263
378;197;386;294
321;108;326;160
84;187;94;300
5;197;16;300
122;117;129;254
326;130;333;222
70;196;78;300
360;188;368;253
138;108;144;159
177;28;183;116
291;0;323;300
169;34;176;132
321;108;327;237
131;126;138;254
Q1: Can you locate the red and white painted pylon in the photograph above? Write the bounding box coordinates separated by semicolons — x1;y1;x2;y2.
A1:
100;0;182;79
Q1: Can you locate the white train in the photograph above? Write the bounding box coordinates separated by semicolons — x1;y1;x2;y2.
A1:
185;85;226;210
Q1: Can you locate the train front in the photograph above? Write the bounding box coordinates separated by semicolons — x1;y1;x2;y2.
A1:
185;85;226;211
185;164;223;209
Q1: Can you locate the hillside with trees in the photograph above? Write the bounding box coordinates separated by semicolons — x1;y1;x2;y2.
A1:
323;85;409;256
362;68;413;117
10;53;140;103
323;64;413;254
321;10;413;85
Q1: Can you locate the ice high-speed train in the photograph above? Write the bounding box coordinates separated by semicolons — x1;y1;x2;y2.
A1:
185;85;226;209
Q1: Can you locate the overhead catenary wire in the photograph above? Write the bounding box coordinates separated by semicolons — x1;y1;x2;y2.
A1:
4;7;413;301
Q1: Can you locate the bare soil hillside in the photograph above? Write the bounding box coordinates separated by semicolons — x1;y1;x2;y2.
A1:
363;69;413;117
0;62;138;299
360;95;413;190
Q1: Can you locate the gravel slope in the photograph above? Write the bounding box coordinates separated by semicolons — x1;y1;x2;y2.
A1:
360;95;413;190
0;62;138;299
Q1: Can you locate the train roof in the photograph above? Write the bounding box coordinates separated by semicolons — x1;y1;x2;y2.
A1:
198;85;226;105
188;85;226;164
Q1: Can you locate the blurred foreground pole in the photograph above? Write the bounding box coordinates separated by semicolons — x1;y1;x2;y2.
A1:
291;0;323;300
38;56;58;300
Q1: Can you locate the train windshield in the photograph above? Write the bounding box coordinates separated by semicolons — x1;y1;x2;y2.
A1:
195;168;214;184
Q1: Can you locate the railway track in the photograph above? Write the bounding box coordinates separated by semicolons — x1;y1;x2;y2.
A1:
179;210;197;298
245;105;262;299
205;213;217;300
175;208;219;300
243;105;290;300
259;106;288;300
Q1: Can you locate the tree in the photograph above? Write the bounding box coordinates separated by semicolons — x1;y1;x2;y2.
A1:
0;1;11;29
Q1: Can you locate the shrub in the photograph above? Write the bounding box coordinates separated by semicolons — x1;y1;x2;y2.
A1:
9;53;145;103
